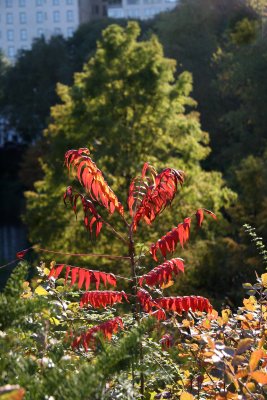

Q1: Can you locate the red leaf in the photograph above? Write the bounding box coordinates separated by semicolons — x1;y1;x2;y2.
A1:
65;149;124;216
203;208;217;220
160;333;173;349
132;168;184;230
64;188;104;237
16;248;30;259
155;296;212;314
139;258;185;287
71;317;124;351
48;264;64;279
69;267;78;286
78;268;86;289
80;290;129;308
107;273;117;287
84;270;91;291
137;289;159;312
93;271;101;290
150;210;216;260
48;265;117;290
65;265;71;284
152;309;166;321
195;209;204;227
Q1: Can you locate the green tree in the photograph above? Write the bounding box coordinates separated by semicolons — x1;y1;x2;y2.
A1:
151;0;255;162
25;22;234;281
0;51;9;103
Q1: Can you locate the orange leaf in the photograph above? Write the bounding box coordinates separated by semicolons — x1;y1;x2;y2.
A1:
250;370;267;384
180;392;194;400
249;349;264;372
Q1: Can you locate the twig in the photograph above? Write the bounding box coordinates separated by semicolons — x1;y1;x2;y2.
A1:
36;246;131;261
102;219;128;244
0;259;18;270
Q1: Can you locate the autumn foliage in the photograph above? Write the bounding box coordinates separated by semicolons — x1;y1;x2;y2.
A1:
56;148;216;357
48;264;117;290
6;146;267;400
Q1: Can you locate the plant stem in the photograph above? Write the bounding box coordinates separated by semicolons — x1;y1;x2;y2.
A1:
35;246;131;260
128;223;145;398
102;220;128;244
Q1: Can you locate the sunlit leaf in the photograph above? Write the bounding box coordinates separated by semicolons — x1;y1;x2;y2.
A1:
250;370;267;384
34;285;49;296
180;391;194;400
261;273;267;288
0;386;25;400
222;309;231;324
249;349;264;372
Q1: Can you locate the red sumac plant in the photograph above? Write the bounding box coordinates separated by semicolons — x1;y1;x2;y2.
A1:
48;147;216;396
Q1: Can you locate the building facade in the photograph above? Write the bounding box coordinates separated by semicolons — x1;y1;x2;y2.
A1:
0;0;107;61
108;0;177;20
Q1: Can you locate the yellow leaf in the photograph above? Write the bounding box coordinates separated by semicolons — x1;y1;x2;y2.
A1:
250;370;267;384
243;296;257;311
258;335;265;349
222;309;231;323
20;292;32;299
180;392;194;400
182;319;191;328
43;268;51;276
226;392;238;399
34;286;49;296
217;316;224;326
161;280;174;289
261;273;267;288
249;349;264;372
49;317;60;326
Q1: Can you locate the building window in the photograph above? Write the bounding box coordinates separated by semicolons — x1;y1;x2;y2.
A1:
20;29;27;40
37;28;44;37
108;8;124;18
8;46;15;58
54;27;61;35
53;0;60;4
66;10;74;22
144;0;161;3
20;12;27;24
92;5;99;15
53;11;60;22
7;29;14;41
66;0;73;4
6;13;13;24
36;0;43;5
36;11;43;23
127;0;140;4
127;8;140;17
19;0;26;6
67;27;74;37
5;0;12;7
103;5;107;16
